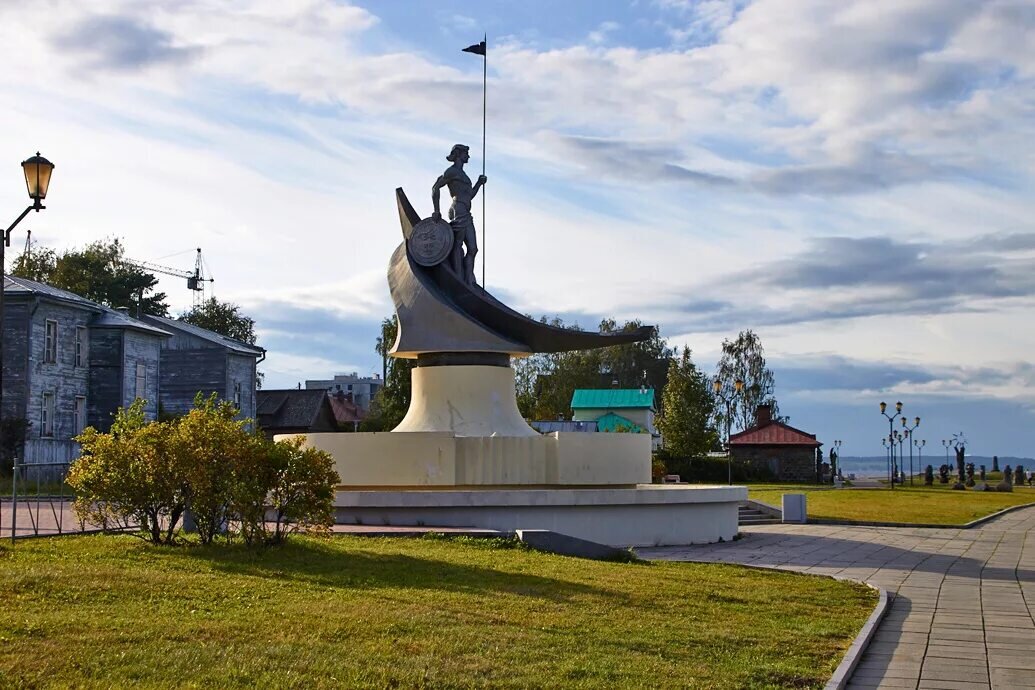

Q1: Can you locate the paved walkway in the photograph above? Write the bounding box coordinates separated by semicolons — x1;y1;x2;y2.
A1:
0;497;90;539
639;506;1035;690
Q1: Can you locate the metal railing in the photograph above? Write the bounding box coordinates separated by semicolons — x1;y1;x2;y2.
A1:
2;460;81;542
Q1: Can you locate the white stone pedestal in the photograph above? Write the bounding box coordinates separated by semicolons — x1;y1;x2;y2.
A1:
392;365;536;436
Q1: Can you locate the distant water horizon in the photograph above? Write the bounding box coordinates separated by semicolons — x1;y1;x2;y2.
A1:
835;455;1034;478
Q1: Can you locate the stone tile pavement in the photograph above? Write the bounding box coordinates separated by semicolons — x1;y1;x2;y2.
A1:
638;506;1035;690
0;497;89;539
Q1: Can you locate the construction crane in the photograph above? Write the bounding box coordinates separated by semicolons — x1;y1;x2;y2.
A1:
125;247;214;307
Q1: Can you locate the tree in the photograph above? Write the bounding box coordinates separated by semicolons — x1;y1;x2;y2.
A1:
656;347;716;458
9;241;56;282
10;238;169;316
180;297;257;345
712;329;781;434
513;317;672;421
362;315;414;431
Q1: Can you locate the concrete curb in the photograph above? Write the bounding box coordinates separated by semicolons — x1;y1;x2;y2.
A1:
824;583;890;690
333;528;506;539
807;501;1035;529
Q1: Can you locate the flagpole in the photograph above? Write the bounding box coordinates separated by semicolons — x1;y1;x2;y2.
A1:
481;33;487;288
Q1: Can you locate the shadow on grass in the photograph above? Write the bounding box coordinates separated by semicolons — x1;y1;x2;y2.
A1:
160;537;609;602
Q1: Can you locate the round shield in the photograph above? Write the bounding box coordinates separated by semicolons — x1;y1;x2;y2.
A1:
408;217;454;267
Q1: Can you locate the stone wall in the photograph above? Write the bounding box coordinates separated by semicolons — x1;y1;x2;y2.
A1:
732;445;817;482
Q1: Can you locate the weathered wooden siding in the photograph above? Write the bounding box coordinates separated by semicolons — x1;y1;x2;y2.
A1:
161;329;221;351
158;349;227;417
1;300;31;421
121;330;162;419
87;329;123;432
27;302;92;441
227;354;257;420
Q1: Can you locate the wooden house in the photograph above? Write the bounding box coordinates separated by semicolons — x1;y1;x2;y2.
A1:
1;276;170;462
138;314;264;421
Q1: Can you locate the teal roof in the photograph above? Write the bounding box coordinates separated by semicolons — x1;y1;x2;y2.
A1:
596;412;645;434
570;388;655;410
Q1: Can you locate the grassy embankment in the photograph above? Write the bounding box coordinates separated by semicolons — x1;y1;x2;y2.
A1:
0;534;875;689
747;481;1035;525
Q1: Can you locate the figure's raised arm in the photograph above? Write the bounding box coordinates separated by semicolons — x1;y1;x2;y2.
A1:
431;175;446;219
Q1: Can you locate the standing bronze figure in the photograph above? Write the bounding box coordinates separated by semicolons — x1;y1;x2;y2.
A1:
432;144;487;285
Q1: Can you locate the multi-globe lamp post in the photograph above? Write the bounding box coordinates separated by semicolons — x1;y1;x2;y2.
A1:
901;415;920;486
879;401;903;489
895;431;905;483
1;153;55;423
713;377;744;486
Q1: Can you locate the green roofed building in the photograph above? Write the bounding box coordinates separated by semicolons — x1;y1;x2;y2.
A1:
570;388;659;448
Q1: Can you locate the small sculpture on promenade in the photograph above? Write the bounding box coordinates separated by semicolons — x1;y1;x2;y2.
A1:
432;144;487;285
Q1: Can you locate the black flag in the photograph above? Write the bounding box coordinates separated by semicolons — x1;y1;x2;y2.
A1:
462;41;486;56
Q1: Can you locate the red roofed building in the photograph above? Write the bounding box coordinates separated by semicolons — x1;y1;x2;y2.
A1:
729;404;821;482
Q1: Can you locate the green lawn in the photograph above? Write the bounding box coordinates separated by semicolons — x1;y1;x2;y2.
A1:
0;534;875;689
748;483;1035;525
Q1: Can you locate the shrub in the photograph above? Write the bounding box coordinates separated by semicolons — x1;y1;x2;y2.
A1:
68;395;339;547
654;449;774;483
69;401;186;545
176;394;254;544
264;437;337;542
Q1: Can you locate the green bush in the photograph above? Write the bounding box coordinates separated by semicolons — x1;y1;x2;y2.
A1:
68;395;338;547
69;401;185;544
654;449;775;483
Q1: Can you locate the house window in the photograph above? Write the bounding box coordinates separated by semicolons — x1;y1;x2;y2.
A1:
75;327;87;367
44;320;58;364
135;363;147;400
41;392;55;437
233;381;242;409
74;396;87;435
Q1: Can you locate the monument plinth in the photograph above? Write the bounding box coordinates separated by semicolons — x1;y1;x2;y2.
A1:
283;149;744;546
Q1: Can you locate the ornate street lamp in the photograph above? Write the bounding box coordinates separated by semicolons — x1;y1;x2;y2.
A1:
895;431;905;483
713;377;744;485
914;438;925;478
902;415;920;486
879;401;904;489
2;153;55;423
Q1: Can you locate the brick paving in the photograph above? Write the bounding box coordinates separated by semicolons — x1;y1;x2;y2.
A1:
638;506;1035;690
0;498;90;539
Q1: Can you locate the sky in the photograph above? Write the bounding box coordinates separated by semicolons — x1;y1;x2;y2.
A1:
1;0;1033;457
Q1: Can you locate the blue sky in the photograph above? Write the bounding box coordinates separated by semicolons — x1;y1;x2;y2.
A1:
1;0;1033;457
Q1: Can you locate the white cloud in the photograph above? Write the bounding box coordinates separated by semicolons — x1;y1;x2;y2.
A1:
0;0;1032;444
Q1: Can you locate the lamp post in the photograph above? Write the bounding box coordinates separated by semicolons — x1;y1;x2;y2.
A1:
901;416;920;486
2;153;55;423
713;377;744;486
895;431;905;483
942;439;951;473
914;438;925;478
879;401;903;489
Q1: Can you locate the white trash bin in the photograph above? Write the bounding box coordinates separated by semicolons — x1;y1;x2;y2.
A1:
782;493;807;524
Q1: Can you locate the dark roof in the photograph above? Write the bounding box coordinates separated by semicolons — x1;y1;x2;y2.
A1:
256;389;334;430
139;314;264;356
3;275;171;337
729;419;821;448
